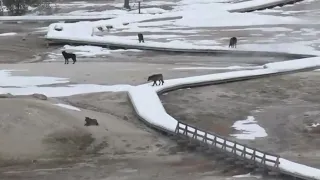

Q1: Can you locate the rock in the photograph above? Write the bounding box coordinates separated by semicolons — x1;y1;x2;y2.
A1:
32;93;48;100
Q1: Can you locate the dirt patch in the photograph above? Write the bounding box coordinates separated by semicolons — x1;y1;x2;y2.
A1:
0;23;54;63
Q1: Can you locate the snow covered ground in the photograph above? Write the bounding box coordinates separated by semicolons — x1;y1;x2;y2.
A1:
44;0;318;55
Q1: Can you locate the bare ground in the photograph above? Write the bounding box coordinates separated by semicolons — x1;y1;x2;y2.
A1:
0;93;265;180
160;71;320;168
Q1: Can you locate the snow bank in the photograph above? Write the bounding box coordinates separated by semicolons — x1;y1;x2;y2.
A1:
228;0;294;10
0;32;17;36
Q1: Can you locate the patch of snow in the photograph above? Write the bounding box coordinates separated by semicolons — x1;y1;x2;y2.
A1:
0;70;68;87
54;103;81;111
226;27;292;32
233;173;262;178
0;32;17;36
1;84;132;97
0;69;131;97
228;0;295;10
173;66;264;70
230;116;268;140
311;123;320;127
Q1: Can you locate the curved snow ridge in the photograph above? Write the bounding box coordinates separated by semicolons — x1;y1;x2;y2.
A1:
228;0;305;13
128;56;320;180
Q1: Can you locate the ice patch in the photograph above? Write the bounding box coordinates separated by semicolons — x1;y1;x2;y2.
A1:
230;116;267;140
54;103;81;111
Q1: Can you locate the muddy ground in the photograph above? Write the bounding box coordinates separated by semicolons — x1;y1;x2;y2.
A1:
161;71;320;168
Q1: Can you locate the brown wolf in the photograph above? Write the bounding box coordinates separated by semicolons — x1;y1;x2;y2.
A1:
84;117;99;126
147;74;164;86
62;50;77;64
229;37;237;48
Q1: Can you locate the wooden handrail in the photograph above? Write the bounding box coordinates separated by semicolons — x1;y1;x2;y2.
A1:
175;121;280;169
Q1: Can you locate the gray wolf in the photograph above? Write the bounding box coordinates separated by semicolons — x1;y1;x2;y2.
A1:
229;37;237;48
62;50;77;64
148;74;164;86
138;33;144;43
84;117;99;126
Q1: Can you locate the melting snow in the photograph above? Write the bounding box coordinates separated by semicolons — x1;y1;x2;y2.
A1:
54;103;81;111
230;116;268;140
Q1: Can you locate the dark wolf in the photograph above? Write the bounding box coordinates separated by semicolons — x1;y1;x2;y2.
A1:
62;50;77;64
138;33;144;43
229;37;237;48
84;117;99;126
147;74;164;86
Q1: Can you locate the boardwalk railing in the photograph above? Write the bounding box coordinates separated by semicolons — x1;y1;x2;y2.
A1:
175;121;280;172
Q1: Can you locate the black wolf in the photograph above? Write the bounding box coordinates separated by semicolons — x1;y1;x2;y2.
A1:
138;33;144;43
84;117;99;126
229;37;237;48
148;74;164;86
62;50;77;64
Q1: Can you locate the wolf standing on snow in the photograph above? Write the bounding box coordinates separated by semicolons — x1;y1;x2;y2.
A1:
147;74;164;86
138;33;144;43
229;37;237;48
62;50;77;64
